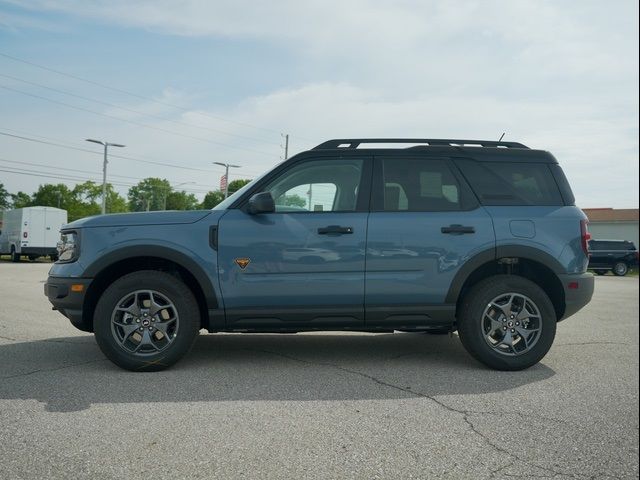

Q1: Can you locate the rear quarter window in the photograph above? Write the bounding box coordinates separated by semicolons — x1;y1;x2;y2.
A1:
455;159;564;206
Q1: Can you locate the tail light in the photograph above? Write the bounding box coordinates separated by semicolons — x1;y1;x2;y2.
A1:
580;219;591;257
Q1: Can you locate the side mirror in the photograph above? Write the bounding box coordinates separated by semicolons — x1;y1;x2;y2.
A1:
247;192;275;214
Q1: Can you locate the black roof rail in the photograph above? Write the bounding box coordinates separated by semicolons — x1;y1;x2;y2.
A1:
312;138;529;150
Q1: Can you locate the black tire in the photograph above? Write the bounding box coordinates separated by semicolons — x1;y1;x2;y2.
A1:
93;270;200;371
594;270;608;276
457;275;557;371
11;247;20;263
612;262;629;277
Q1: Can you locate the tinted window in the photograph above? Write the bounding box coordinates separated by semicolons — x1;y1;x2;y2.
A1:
589;241;635;250
456;159;564;206
380;158;470;211
262;159;363;212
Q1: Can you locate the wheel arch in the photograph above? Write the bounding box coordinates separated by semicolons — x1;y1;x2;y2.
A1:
448;246;567;321
82;245;219;332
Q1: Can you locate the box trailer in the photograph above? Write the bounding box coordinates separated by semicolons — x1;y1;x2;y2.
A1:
0;206;68;261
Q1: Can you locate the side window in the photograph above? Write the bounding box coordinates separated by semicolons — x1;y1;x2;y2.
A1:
456;159;563;206
381;158;467;212
262;159;364;212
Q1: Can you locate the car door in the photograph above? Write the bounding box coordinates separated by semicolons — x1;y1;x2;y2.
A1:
217;155;372;329
365;155;495;327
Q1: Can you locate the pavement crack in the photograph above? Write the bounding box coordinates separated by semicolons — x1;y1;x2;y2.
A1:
0;358;106;380
249;347;586;480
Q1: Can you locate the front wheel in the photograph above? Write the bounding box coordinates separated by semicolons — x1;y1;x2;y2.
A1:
94;270;201;371
457;275;557;371
612;262;629;276
11;247;20;262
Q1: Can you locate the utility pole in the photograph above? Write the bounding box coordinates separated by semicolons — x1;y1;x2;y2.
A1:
86;139;125;214
213;162;241;198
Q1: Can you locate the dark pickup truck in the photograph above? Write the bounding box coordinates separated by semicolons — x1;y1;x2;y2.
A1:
588;239;638;276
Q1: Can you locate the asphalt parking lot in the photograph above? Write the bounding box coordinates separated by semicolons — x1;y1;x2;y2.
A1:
0;262;638;480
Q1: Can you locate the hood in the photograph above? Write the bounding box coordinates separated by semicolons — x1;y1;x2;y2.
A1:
64;210;219;229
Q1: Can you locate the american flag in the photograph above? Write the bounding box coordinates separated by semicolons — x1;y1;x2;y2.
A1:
220;174;228;192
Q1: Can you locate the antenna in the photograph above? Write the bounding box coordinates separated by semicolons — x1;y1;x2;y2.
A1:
498;132;505;142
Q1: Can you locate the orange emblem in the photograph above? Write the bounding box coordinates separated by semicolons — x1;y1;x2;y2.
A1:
234;258;251;269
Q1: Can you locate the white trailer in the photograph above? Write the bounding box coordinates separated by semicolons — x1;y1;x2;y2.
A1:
0;206;68;262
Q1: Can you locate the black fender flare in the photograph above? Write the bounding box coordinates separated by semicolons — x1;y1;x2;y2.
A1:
445;245;565;304
83;244;219;309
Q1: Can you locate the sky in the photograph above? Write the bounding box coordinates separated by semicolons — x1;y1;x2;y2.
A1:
0;0;638;208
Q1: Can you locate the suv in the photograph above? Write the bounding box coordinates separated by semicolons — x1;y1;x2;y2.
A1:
45;138;594;372
588;239;638;276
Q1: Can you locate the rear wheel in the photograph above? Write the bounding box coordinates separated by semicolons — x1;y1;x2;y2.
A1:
457;275;556;371
10;247;20;263
94;270;200;371
613;262;629;276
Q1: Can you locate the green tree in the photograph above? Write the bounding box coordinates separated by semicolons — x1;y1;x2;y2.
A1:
166;190;199;210
128;178;172;211
0;183;10;210
281;193;307;208
10;191;31;208
31;184;74;209
228;179;252;195
71;181;128;219
200;190;225;209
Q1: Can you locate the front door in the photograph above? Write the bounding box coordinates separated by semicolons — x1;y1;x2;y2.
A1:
217;156;371;329
365;155;495;327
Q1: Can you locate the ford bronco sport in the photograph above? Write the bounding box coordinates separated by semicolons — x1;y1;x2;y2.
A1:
45;138;594;371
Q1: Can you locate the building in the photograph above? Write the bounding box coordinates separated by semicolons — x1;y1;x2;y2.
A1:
582;208;639;247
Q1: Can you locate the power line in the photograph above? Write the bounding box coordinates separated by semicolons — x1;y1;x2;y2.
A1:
0;129;262;177
0;163;213;194
0;72;281;147
0;84;278;157
0;157;211;191
0;51;286;137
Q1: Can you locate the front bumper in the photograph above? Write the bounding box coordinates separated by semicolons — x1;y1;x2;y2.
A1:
558;272;595;321
44;276;93;332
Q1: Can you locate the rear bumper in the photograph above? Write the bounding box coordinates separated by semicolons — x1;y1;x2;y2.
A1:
44;276;93;332
558;272;594;321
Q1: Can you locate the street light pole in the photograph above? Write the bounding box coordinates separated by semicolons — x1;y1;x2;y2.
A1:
213;162;241;198
86;139;125;214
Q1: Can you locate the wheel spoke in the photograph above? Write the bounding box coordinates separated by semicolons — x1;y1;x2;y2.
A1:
116;292;142;317
134;329;158;352
154;320;177;342
498;329;515;352
118;323;140;344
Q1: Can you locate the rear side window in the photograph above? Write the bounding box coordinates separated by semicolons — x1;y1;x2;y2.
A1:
456;159;564;206
379;158;474;211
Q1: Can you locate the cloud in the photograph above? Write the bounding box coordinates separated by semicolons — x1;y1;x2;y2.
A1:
1;1;637;207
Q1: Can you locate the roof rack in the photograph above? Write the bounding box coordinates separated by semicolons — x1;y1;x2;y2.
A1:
312;138;529;150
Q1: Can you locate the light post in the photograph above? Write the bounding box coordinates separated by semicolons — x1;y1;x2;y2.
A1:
213;162;241;198
86;139;125;214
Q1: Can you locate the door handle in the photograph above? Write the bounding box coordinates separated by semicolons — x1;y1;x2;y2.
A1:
317;225;353;235
441;224;475;235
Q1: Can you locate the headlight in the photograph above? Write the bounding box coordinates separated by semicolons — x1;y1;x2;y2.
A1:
57;231;78;262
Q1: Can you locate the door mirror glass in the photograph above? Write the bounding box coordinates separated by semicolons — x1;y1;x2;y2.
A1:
248;192;275;214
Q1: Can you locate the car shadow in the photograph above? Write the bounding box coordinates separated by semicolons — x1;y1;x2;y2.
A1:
0;333;555;412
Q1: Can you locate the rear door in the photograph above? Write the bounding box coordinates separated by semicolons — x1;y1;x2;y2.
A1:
365;155;495;327
217;155;372;329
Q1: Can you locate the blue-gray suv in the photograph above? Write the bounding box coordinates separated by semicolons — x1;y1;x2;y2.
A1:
45;138;594;371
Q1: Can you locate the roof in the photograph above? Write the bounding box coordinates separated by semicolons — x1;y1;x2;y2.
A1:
582;208;639;223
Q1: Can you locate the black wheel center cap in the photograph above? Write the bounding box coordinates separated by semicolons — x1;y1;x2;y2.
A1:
507;321;514;327
142;318;151;327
